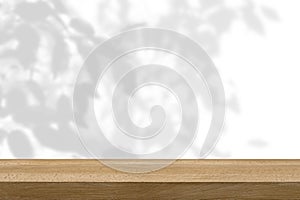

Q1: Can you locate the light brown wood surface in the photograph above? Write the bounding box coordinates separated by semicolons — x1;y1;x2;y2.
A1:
1;160;300;199
0;159;300;182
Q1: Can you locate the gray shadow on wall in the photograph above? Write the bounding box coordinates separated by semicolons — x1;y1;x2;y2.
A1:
0;0;278;158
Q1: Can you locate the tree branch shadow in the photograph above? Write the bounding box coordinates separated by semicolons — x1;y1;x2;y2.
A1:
0;0;278;158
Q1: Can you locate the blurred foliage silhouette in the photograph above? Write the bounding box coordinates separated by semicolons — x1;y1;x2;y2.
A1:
0;0;277;158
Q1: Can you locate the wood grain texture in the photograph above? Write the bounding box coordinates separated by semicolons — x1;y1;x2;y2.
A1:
0;159;300;182
1;182;300;200
1;160;300;199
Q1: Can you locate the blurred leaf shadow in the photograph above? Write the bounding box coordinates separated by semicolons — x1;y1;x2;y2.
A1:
0;0;278;158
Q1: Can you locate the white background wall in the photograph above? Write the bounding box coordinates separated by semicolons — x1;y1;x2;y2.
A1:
0;0;300;158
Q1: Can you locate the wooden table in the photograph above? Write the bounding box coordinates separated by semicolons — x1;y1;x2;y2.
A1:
1;160;300;199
